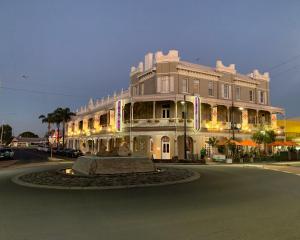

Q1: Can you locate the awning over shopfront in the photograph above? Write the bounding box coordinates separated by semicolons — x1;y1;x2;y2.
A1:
268;141;298;147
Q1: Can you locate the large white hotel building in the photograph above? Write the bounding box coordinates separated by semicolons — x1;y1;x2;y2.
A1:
66;50;284;160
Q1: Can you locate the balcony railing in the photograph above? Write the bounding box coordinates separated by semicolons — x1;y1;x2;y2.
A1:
123;118;194;128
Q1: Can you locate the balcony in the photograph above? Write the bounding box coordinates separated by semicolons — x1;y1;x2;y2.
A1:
123;118;194;128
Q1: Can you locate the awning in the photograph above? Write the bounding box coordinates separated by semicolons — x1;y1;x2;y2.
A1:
268;141;298;147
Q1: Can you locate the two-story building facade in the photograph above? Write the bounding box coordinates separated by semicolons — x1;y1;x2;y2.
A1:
66;50;284;159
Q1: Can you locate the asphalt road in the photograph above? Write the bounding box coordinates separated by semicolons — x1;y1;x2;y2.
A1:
1;164;300;240
12;148;49;163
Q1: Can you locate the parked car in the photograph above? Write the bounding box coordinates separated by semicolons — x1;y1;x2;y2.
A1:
64;149;83;158
0;148;14;160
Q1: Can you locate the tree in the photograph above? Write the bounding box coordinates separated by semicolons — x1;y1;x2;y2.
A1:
19;131;39;138
59;108;75;148
39;107;75;148
206;137;219;156
39;113;55;138
0;124;13;145
252;129;276;154
52;108;63;147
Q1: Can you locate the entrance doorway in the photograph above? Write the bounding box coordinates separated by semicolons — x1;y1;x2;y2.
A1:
161;136;170;159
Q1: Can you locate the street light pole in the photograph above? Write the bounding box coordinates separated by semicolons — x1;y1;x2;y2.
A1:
183;95;187;160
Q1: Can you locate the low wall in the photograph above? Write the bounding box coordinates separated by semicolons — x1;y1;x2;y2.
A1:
72;156;155;175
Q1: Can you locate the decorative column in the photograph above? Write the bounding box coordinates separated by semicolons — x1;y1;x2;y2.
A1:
271;113;277;129
256;110;259;125
242;109;248;130
212;106;218;127
130;102;134;152
153;101;156;119
175;101;178;119
106;138;110;151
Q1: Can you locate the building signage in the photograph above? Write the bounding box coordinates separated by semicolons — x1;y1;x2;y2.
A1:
194;96;200;130
115;100;122;132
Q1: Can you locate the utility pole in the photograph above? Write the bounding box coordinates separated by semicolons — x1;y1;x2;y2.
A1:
231;99;235;140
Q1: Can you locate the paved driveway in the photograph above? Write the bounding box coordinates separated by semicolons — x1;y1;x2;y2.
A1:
1;164;300;240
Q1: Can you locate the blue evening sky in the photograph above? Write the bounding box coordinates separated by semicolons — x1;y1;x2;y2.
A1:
0;0;299;136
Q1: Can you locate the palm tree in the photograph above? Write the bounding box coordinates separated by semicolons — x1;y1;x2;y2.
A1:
52;108;64;148
60;107;76;148
39;113;54;141
206;137;219;156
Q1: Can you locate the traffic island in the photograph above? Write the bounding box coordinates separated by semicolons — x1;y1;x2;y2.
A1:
12;167;200;190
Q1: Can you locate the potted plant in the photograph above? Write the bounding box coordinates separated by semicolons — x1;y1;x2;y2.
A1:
200;148;207;164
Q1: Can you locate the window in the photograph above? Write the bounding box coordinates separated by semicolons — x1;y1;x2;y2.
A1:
236;87;241;100
182;79;188;93
259;91;265;104
71;123;75;132
140;83;144;95
193;80;200;94
99;114;108;126
161;77;169;93
223;84;230;99
132;86;137;96
208;81;213;96
88;118;94;129
78;121;83;130
162;104;170;118
249;90;254;102
157;76;174;93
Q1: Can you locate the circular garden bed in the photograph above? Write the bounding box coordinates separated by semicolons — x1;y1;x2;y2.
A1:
13;167;200;190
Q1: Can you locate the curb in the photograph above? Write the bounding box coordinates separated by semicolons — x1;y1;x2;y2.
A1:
11;169;200;191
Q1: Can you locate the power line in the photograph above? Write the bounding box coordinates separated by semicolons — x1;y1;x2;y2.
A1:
267;53;300;72
271;64;300;79
0;86;89;98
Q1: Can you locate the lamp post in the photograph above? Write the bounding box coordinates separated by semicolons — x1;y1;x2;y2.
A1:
181;95;187;160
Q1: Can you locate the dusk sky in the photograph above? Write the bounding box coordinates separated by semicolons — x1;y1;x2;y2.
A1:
0;0;300;136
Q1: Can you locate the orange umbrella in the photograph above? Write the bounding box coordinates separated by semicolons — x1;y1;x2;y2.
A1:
239;140;258;147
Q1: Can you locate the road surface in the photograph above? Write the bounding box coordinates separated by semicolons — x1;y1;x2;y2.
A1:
1;164;300;240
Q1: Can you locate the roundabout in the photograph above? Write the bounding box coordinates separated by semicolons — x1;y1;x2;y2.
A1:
12;166;200;190
2;162;300;240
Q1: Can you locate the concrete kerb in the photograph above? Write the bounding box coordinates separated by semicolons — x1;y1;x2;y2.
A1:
11;169;200;190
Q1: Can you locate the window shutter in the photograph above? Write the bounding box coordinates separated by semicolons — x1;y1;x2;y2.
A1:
157;77;161;93
257;90;261;103
170;76;174;92
229;85;232;99
221;84;224;98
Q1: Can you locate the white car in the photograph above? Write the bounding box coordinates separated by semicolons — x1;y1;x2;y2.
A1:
0;148;14;160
